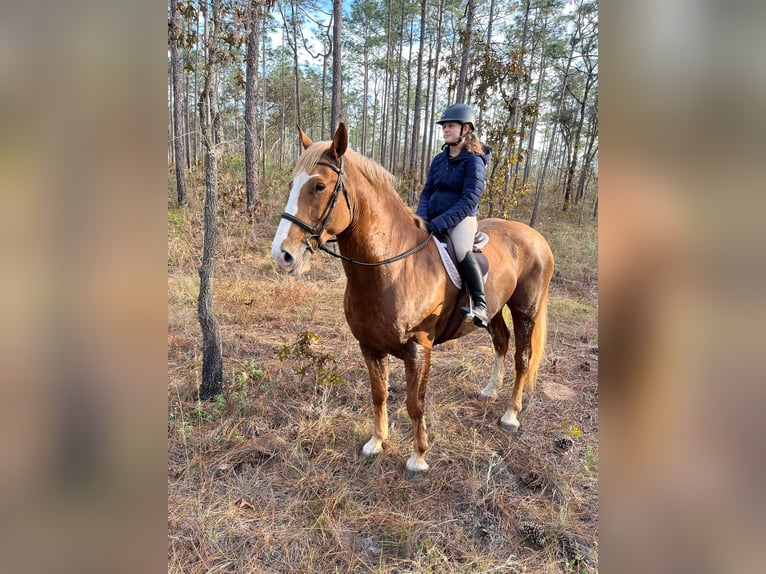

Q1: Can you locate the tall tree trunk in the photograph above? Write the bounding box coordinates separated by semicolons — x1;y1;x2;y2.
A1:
371;84;379;161
184;13;192;169
362;36;370;155
390;0;405;172
522;50;545;191
279;26;286;169
455;0;475;103
291;0;302;129
563;73;593;210
330;0;342;132
197;0;223;400
424;0;444;181
170;0;187;205
321;50;328;138
529;32;575;228
379;0;393;166
576;113;598;204
261;20;268;176
244;0;261;210
409;0;428;196
476;0;495;130
402;14;414;182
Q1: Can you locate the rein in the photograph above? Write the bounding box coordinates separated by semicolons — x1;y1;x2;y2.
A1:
280;157;434;267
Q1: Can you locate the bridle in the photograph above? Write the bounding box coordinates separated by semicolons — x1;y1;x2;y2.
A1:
280;158;350;254
279;156;434;267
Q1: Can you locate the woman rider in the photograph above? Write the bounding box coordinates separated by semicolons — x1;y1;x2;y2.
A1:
416;103;490;328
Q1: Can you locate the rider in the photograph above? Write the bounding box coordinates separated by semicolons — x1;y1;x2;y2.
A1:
416;103;490;328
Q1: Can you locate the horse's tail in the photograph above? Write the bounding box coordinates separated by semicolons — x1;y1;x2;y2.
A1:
526;282;549;392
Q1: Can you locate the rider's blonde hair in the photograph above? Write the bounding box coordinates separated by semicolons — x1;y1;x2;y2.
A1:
464;131;484;155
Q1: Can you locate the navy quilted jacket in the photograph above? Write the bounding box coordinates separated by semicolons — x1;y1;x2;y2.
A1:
415;146;487;233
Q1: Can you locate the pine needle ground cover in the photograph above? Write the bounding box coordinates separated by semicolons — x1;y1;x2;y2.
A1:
168;176;598;573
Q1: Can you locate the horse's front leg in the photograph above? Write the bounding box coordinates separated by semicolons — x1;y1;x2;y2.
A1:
403;336;432;480
360;345;389;457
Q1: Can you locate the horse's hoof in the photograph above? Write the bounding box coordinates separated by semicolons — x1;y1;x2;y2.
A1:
479;386;498;400
404;455;429;480
362;437;383;457
498;413;520;432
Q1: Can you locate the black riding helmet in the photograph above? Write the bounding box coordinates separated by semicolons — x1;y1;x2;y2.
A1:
436;103;476;132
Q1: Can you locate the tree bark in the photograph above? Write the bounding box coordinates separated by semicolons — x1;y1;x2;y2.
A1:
244;0;261;210
279;1;302;131
330;0;342;132
197;0;223;400
169;0;187;206
576;114;598;204
529;31;575;228
563;73;593;210
424;0;444;182
409;0;428;197
455;0;475;103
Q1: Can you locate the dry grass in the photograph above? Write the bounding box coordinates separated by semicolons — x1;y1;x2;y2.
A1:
168;173;598;573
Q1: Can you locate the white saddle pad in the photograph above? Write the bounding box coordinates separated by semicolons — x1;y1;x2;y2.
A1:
433;234;489;289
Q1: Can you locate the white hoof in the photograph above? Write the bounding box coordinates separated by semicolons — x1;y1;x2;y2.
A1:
405;454;429;473
499;411;520;431
362;436;383;457
480;384;498;399
404;454;429;480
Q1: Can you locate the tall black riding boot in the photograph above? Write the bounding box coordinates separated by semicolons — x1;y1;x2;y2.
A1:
457;252;490;328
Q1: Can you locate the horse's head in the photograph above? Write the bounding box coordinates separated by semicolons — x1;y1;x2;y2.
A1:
271;123;352;275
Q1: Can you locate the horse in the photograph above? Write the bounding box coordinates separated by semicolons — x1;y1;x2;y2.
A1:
271;123;554;479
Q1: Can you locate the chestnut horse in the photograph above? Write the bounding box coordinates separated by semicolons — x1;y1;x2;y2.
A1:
271;123;554;479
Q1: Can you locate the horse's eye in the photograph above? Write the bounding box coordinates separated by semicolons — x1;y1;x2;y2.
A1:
315;182;327;193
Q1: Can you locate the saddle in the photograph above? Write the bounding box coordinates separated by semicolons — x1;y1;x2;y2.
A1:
433;232;490;345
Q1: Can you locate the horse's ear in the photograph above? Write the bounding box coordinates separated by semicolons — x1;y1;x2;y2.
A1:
331;122;348;159
297;125;313;150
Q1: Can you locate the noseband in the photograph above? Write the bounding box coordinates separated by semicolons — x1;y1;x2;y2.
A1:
280;156;433;266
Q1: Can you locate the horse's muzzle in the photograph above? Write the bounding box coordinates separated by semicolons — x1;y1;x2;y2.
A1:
272;243;311;276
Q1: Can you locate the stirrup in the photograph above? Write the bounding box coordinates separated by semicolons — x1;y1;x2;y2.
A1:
462;299;489;328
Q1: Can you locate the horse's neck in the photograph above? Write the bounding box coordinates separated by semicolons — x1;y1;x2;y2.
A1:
337;177;420;267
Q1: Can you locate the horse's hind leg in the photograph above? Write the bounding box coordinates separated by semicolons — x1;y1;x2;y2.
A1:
480;312;511;400
360;345;389;457
500;308;535;431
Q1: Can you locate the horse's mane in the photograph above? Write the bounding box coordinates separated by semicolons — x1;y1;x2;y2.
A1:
294;143;397;192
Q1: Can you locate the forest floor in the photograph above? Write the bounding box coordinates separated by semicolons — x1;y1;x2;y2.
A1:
168;168;598;573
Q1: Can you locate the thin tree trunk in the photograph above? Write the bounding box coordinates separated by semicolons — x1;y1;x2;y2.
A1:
455;0;475;103
279;26;286;169
362;34;370;154
371;85;378;160
184;13;192;169
530;34;575;228
261;19;267;176
170;0;187;205
424;0;444;181
522;14;548;192
390;0;405;172
330;0;342;132
379;0;392;165
409;0;428;195
197;0;223;400
476;0;495;130
402;14;414;182
576;116;597;204
563;73;592;210
244;0;261;210
291;0;302;129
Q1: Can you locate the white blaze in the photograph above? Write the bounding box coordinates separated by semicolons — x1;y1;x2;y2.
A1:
270;171;317;261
